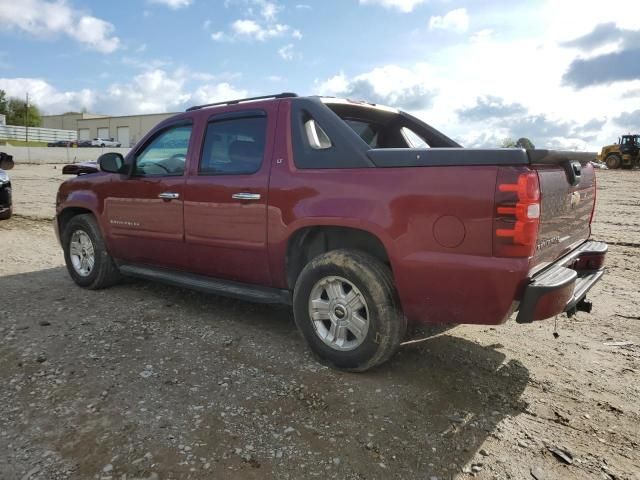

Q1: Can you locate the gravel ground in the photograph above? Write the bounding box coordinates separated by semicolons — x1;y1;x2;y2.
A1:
0;165;639;480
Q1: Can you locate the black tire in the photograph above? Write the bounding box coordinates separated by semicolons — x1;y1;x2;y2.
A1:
100;144;105;148
293;249;406;372
62;214;121;289
605;154;621;169
0;207;11;220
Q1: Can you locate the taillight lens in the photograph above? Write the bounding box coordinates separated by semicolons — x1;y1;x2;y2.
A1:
493;168;541;257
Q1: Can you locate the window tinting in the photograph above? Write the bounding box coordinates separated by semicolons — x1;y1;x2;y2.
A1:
200;116;267;175
345;119;380;147
134;124;192;176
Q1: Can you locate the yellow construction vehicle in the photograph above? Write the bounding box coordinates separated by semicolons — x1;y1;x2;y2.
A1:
598;134;640;169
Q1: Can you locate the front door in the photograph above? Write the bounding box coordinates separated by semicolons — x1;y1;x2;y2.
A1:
104;122;193;269
184;107;275;285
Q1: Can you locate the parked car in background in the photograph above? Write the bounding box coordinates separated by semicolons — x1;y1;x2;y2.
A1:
91;138;121;148
0;152;14;220
77;139;93;148
47;140;76;147
55;93;607;371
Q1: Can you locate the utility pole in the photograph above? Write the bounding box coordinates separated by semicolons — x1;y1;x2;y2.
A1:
25;92;29;143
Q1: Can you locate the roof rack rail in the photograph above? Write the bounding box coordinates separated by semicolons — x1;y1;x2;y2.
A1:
186;92;298;112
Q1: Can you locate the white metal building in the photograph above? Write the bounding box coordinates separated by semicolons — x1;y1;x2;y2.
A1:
42;112;177;147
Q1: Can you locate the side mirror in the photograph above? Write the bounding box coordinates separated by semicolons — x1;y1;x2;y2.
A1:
98;152;126;173
0;152;14;170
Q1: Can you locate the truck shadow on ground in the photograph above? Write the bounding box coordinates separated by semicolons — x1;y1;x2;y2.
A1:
1;267;530;479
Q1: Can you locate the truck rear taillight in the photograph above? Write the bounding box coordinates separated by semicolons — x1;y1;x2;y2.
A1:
493;168;541;257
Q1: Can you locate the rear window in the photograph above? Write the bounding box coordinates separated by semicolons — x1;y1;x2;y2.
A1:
344;120;380;147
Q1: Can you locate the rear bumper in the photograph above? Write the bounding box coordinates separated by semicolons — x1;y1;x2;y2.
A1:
516;240;607;323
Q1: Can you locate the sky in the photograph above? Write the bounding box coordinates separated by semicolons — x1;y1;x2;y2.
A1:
1;0;639;150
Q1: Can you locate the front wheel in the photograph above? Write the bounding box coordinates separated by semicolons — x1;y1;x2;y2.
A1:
293;249;406;372
62;214;121;289
605;154;621;169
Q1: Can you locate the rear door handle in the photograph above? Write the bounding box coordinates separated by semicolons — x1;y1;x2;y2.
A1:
158;192;180;200
232;192;261;201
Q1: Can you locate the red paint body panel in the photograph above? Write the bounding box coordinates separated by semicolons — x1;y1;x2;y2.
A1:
56;97;600;326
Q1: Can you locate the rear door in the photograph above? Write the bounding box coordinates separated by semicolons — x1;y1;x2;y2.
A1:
104;121;194;269
183;104;277;285
528;151;596;273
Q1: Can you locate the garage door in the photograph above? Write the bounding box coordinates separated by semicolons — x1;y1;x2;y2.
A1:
117;127;130;147
78;128;90;140
97;127;109;139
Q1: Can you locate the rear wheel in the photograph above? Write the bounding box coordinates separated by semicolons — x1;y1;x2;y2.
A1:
62;214;121;289
293;249;406;372
0;207;11;220
605;154;621;169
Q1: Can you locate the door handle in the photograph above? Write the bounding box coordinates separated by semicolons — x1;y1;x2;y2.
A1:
158;192;180;200
232;192;261;201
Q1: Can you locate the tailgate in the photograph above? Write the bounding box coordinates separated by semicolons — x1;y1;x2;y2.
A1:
528;150;596;273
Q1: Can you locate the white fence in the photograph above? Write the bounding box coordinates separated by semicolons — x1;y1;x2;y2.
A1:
0;145;131;164
0;125;77;143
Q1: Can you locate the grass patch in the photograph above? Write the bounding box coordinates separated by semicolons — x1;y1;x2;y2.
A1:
1;140;49;147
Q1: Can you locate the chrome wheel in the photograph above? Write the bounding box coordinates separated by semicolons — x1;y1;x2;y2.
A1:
308;276;369;351
69;230;95;277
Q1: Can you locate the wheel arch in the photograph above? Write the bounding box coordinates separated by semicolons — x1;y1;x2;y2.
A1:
58;206;98;239
285;225;392;290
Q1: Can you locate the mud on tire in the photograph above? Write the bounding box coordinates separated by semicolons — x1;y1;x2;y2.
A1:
62;214;121;289
293;249;406;372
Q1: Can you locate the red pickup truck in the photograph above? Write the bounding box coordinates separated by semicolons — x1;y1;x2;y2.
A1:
56;93;607;371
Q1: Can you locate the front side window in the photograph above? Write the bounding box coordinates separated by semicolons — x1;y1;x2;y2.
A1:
199;116;267;175
135;124;192;176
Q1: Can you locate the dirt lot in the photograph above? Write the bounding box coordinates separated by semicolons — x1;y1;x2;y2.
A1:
0;165;639;480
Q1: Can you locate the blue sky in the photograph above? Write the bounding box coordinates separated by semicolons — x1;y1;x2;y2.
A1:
1;0;639;149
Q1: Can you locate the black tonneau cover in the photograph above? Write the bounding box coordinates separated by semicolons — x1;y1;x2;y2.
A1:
367;148;597;169
367;147;529;167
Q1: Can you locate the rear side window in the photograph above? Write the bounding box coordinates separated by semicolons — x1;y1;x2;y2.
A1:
199;116;267;175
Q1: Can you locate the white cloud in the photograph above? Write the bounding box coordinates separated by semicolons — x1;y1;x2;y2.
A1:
211;31;226;41
0;70;248;116
217;1;301;42
428;8;469;33
278;44;295;61
231;19;289;41
471;29;492;43
0;0;120;53
0;77;95;114
260;1;278;21
317;64;435;110
148;0;192;9
192;83;248;105
358;0;426;13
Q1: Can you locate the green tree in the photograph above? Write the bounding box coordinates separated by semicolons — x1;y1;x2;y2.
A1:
5;97;42;127
500;137;517;148
515;137;535;149
0;89;7;116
